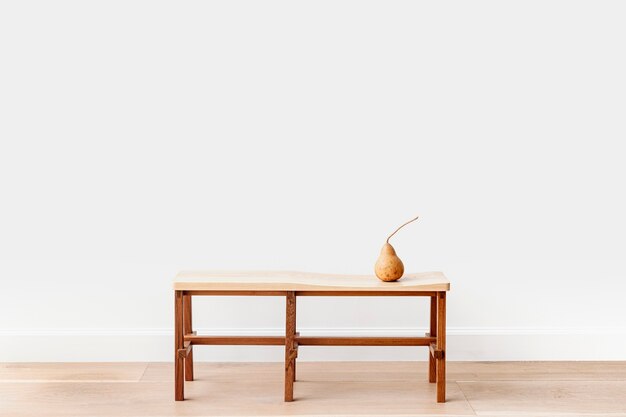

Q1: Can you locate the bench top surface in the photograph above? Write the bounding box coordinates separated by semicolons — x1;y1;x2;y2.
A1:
173;270;449;292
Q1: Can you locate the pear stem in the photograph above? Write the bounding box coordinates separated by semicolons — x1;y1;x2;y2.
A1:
386;215;419;244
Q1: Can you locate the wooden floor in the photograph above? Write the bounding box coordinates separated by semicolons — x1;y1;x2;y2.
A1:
1;361;626;416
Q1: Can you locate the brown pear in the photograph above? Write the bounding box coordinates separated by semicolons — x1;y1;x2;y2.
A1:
374;215;419;282
375;243;404;282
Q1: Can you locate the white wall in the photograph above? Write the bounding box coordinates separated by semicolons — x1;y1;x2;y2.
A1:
1;0;625;362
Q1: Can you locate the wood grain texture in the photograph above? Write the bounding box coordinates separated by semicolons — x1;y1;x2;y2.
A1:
183;295;193;381
458;380;626;415
429;295;437;383
174;290;184;401
296;336;436;346
177;342;192;359
173;270;449;292
185;335;436;346
184;335;286;345
0;363;147;382
436;291;446;403
296;290;438;296
2;362;626;417
7;361;624;384
284;291;296;402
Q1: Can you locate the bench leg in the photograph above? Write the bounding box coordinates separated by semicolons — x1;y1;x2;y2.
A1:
292;343;297;382
174;290;184;401
428;295;437;383
284;291;296;401
183;294;194;381
293;332;299;382
436;291;446;403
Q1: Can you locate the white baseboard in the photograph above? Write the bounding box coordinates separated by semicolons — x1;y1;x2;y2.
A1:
2;327;625;362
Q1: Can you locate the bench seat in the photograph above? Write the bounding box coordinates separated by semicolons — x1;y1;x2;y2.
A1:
173;270;450;292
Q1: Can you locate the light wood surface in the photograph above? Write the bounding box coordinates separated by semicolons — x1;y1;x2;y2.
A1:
173;270;450;291
2;361;626;416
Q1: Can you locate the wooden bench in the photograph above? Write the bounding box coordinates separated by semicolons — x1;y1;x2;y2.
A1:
173;270;450;403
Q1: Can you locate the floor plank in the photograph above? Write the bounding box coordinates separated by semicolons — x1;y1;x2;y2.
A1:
0;380;473;416
140;361;284;382
448;361;626;382
141;361;626;383
0;362;147;382
458;380;626;416
2;362;626;416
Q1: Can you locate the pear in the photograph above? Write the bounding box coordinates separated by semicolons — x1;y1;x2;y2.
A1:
375;243;405;281
374;215;419;282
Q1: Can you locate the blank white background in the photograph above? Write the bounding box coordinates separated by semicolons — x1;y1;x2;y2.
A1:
1;0;625;361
